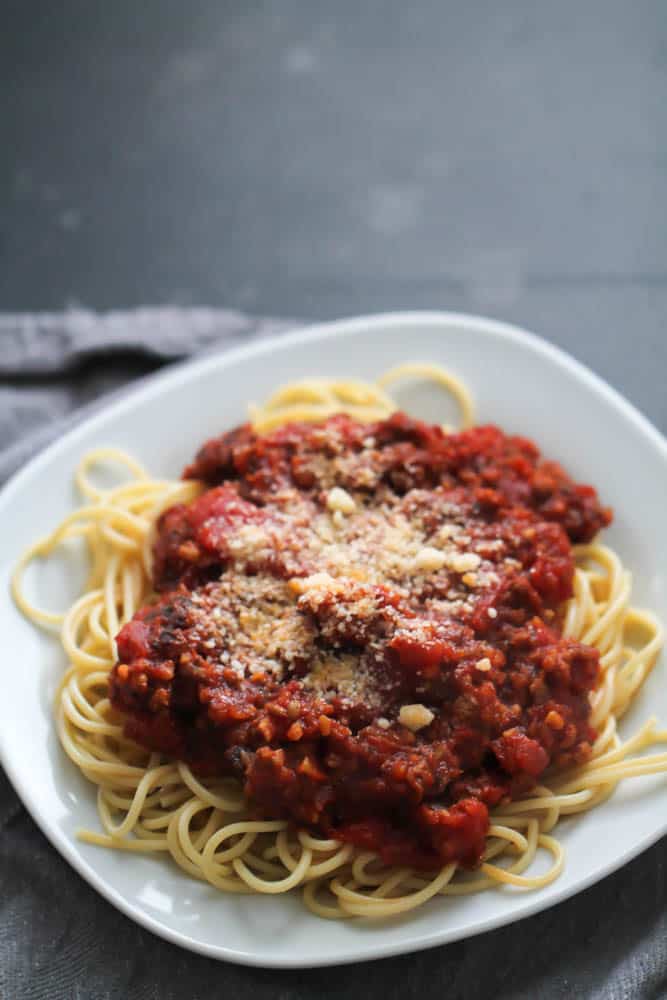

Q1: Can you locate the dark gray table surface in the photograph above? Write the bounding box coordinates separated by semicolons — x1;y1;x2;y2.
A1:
2;2;667;998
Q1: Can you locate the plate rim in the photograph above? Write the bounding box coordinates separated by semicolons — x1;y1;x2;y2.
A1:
1;309;666;968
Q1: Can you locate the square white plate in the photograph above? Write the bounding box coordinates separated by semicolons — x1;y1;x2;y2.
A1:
1;312;666;967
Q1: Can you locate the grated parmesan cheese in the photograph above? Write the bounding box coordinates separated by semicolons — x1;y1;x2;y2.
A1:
448;552;481;574
304;653;377;705
289;572;343;596
398;704;435;732
327;487;356;515
180;456;512;714
412;547;448;573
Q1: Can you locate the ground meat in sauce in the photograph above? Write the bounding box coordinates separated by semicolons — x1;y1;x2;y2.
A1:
110;413;610;870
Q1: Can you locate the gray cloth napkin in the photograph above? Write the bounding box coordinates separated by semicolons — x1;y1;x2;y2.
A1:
0;307;295;482
1;311;666;1000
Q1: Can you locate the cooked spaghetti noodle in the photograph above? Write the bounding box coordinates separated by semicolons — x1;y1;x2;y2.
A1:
12;364;667;920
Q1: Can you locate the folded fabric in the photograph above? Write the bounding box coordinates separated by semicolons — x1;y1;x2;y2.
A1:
0;306;295;376
0;307;296;483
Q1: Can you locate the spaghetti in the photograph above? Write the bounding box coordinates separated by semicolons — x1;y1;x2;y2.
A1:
12;364;667;920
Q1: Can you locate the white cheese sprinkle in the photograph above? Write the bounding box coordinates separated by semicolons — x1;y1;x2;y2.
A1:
448;552;481;573
412;546;448;573
398;703;435;732
326;486;356;515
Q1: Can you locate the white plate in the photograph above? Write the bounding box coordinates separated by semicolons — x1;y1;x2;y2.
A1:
1;312;666;968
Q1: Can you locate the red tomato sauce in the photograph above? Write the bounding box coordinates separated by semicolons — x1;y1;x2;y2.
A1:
110;413;610;870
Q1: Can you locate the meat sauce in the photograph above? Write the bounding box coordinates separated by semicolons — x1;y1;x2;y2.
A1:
110;413;611;870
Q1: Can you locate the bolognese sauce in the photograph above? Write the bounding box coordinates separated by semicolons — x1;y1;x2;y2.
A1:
110;413;611;870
